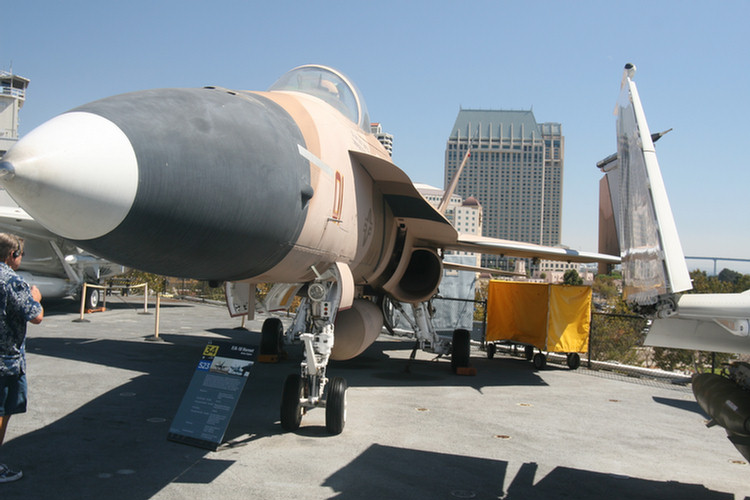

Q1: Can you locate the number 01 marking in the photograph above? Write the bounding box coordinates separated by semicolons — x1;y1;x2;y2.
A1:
333;171;344;220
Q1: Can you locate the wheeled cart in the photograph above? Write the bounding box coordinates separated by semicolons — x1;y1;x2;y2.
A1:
485;281;592;370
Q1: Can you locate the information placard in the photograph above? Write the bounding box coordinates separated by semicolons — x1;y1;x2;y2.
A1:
168;340;257;450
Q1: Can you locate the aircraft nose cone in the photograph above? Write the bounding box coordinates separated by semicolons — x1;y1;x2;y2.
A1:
1;112;139;240
2;87;311;281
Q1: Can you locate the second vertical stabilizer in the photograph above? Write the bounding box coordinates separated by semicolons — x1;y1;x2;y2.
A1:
600;64;692;306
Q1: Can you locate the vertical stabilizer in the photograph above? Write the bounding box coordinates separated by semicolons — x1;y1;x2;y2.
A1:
602;64;692;306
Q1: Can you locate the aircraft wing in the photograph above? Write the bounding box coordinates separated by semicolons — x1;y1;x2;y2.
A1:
0;202;60;240
647;317;750;354
445;233;621;264
442;259;525;277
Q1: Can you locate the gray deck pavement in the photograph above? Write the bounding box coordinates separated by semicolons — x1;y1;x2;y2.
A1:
0;295;748;499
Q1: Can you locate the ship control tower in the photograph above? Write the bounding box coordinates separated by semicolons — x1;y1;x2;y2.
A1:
0;70;30;157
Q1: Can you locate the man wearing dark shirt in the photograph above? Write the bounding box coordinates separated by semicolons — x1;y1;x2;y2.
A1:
0;233;43;483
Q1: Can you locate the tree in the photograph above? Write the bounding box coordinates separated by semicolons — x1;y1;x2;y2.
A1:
562;269;583;286
593;273;620;302
121;268;168;293
590;296;648;365
688;268;750;294
718;268;742;285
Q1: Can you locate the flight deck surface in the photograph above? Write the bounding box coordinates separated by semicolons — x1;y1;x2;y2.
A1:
1;297;747;499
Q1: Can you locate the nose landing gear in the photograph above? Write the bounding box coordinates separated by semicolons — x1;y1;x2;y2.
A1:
279;268;348;435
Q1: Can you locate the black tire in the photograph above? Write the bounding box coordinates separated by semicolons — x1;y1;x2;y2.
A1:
524;345;534;361
280;373;305;431
486;343;496;359
85;286;99;310
567;352;581;370
325;377;347;435
533;352;547;370
261;318;284;355
451;329;471;372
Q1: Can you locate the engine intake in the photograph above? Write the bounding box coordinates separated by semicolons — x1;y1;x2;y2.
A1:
382;246;442;304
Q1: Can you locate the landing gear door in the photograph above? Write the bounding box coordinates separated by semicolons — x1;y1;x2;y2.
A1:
225;281;254;319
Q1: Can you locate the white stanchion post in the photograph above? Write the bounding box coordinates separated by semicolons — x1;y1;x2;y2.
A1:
73;283;90;323
145;290;163;342
155;292;160;338
79;283;86;319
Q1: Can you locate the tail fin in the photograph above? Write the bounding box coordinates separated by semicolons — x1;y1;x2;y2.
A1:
598;64;692;306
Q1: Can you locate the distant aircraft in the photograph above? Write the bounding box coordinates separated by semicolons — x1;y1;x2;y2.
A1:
598;63;750;461
0;64;618;434
0;191;124;307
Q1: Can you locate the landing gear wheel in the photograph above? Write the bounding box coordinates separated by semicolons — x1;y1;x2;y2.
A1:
325;377;347;435
261;318;284;355
486;343;496;359
567;352;581;370
451;329;471;372
280;374;305;431
85;286;99;310
524;345;534;361
533;352;547;370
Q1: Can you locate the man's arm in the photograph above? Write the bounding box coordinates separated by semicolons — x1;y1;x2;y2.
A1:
29;285;43;324
29;286;44;325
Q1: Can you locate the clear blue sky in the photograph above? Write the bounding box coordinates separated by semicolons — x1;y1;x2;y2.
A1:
3;1;749;273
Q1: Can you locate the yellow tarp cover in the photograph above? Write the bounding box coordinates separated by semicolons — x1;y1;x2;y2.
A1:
486;281;592;353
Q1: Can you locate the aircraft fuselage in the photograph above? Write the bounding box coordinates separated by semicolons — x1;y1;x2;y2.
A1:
1;86;402;290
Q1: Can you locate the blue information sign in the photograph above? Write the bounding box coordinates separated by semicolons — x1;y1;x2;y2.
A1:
168;340;257;450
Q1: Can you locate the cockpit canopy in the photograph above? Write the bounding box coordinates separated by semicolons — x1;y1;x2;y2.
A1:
269;64;370;132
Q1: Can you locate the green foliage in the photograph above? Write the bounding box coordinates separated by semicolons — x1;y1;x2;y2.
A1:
718;268;742;284
562;269;583;286
651;347;695;372
592;273;620;302
120;269;168;293
590;298;648;365
689;269;750;294
651;348;732;373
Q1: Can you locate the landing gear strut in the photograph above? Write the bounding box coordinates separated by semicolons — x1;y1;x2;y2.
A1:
279;268;347;434
382;297;471;371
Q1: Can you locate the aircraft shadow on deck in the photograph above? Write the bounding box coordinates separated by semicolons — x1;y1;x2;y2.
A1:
652;396;708;419
323;444;735;500
2;334;738;499
2;342;234;498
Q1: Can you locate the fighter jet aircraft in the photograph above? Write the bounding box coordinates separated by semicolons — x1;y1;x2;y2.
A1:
0;64;618;434
599;63;750;461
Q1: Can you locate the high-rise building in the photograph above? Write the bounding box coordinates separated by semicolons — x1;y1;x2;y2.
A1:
0;71;30;157
370;122;393;156
444;109;563;267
